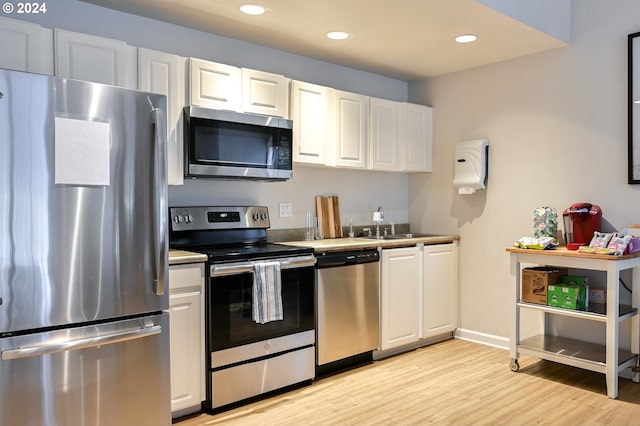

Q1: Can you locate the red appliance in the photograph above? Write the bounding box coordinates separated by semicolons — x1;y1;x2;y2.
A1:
563;203;602;250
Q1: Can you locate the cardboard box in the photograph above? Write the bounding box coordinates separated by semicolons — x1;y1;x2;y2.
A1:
589;288;607;304
521;267;567;305
548;283;587;310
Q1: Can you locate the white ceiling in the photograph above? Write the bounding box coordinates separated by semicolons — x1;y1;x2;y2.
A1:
81;0;568;81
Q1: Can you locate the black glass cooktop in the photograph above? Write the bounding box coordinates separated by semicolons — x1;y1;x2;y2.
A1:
195;243;313;263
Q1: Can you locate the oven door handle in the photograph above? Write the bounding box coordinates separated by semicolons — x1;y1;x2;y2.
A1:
210;255;316;277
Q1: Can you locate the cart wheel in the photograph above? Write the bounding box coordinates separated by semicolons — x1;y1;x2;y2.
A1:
509;359;520;372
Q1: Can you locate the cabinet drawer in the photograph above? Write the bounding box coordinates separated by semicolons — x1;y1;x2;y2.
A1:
169;264;204;291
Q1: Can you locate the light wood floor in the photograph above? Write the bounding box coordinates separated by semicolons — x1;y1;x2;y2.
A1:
176;339;640;425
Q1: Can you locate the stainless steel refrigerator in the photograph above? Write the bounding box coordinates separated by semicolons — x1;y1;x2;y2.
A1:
0;68;171;426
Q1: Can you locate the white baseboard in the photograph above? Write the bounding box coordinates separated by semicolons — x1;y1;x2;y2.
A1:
454;328;509;350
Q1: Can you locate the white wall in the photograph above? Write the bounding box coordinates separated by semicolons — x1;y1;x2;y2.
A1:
17;0;410;229
172;167;408;229
408;0;640;343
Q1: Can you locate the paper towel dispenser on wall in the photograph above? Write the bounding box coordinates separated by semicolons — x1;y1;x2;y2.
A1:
453;139;489;195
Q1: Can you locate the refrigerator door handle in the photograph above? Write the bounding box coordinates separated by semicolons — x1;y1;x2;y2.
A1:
1;324;162;361
152;107;168;296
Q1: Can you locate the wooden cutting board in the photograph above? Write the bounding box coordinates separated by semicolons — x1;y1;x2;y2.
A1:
315;195;342;238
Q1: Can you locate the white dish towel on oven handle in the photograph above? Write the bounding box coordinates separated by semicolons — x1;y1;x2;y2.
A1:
253;261;283;323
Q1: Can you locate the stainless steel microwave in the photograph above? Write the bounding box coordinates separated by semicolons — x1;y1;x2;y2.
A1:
183;106;293;180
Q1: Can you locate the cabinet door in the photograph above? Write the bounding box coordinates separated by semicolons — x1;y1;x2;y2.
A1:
369;97;402;171
422;243;459;339
0;17;53;74
290;80;329;165
54;29;137;88
139;48;186;186
334;90;369;169
189;57;240;110
169;264;205;416
242;68;290;117
380;247;421;350
403;103;433;172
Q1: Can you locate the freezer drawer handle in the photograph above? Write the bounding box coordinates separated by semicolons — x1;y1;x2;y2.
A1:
1;325;161;361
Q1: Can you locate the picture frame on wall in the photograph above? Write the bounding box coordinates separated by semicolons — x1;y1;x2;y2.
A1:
628;32;640;183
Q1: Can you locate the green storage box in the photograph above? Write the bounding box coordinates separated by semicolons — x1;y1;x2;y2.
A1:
548;283;587;310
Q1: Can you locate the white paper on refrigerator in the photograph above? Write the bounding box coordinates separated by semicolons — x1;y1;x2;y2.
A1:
54;117;111;186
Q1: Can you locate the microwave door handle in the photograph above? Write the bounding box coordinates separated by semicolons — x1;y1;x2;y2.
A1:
1;325;162;361
151;107;168;295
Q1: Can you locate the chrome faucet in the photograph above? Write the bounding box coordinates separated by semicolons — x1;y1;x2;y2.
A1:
375;206;384;237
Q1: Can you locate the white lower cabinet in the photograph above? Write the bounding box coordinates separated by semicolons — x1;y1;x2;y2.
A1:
422;242;459;338
380;246;421;350
169;263;205;417
378;242;459;357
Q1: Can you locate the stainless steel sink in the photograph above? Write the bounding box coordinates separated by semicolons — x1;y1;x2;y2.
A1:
361;233;441;240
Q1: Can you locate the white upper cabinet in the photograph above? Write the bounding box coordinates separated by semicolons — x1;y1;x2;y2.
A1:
369;97;402;171
54;29;137;88
0;17;53;75
403;103;433;172
241;68;290;117
189;57;240;111
189;59;289;117
290;80;329;165
333;89;369;169
138;48;187;186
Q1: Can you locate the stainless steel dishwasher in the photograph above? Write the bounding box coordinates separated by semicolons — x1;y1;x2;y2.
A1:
315;249;380;369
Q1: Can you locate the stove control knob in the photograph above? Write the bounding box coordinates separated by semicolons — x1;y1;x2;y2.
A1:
252;213;260;221
260;213;267;221
184;214;192;223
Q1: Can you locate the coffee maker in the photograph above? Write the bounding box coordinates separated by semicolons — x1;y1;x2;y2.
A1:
563;203;602;249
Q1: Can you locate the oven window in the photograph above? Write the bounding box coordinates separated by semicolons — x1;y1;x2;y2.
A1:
208;266;315;351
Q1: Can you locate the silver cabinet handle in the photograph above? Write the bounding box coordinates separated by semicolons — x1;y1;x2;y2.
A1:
1;325;161;360
211;255;316;277
152;107;168;295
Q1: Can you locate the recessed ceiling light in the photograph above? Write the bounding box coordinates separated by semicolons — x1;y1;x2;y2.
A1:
455;34;478;43
327;31;349;40
240;4;265;15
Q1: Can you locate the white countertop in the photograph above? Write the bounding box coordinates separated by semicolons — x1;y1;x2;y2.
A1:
279;234;459;253
168;249;207;265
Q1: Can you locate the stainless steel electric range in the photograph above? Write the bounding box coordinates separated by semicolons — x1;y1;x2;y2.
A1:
169;206;316;411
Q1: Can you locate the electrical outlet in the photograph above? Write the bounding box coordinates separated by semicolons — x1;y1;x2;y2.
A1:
279;202;292;217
